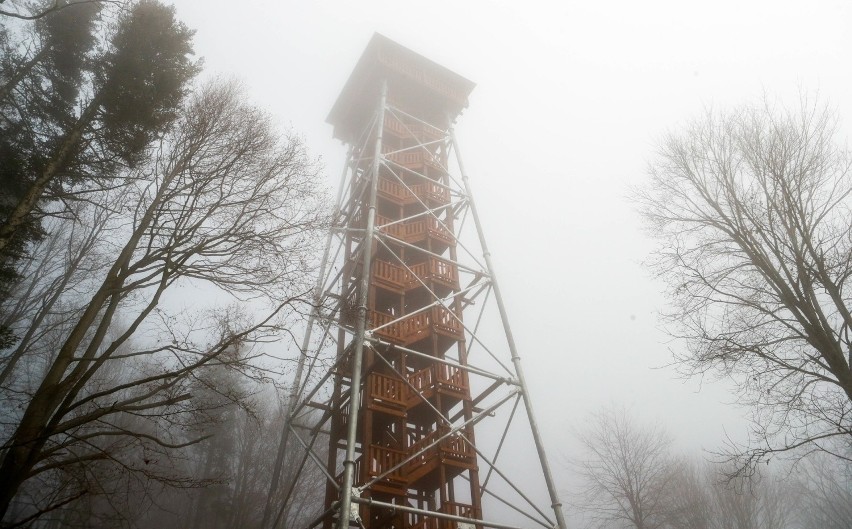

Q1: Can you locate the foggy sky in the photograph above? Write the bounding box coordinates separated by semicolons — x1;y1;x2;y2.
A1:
167;0;852;523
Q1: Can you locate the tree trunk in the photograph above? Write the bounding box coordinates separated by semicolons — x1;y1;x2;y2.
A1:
0;399;55;519
0;159;177;518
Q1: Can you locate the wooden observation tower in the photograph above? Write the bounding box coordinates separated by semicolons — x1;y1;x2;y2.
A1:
264;35;567;529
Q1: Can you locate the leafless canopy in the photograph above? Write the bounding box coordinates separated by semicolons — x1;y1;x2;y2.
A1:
795;449;852;529
636;97;852;473
573;407;674;529
572;409;799;529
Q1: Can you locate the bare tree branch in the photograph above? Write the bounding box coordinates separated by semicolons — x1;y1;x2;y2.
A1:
636;96;852;474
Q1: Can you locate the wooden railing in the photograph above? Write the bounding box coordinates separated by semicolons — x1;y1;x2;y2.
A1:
368;372;406;407
407;364;469;400
397;310;431;343
384;115;445;143
427;216;454;245
383;115;413;138
428;257;458;288
405;429;440;472
377;176;408;203
378;176;449;206
373;257;458;291
402;218;426;240
381;145;449;175
407;366;434;394
375;215;404;239
355;432;474;502
383;148;437;168
369;311;405;343
404;217;453;245
369;307;462;345
373;214;454;246
373;260;408;290
432;306;463;340
404;426;475;476
439;502;480;529
440;431;474;462
413;180;450;203
436;363;468;393
369;310;429;345
407;261;429;284
367;445;407;483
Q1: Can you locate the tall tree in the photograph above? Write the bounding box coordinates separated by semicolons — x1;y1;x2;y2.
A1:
664;460;714;529
666;461;795;529
0;79;325;524
636;98;852;474
0;0;196;357
0;0;198;256
0;0;101;346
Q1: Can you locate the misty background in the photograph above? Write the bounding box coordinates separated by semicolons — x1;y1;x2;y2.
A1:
170;0;850;460
174;0;852;524
2;0;852;527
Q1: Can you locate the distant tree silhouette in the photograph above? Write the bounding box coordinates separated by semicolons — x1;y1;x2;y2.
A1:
573;407;674;529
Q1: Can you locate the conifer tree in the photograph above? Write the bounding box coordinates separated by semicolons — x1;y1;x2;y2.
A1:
0;1;100;346
0;0;197;344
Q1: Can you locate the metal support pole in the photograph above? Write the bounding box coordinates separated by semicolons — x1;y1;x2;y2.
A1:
261;148;354;529
337;80;388;529
449;128;568;529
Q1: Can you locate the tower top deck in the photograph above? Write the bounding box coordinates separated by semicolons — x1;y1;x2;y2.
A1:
327;33;475;144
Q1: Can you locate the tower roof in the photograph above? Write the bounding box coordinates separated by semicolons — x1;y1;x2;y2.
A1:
327;33;476;144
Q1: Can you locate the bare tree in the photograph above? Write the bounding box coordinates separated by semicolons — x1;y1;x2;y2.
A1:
636;98;852;474
664;459;713;529
710;474;761;529
756;476;794;529
709;465;795;529
796;449;852;528
663;460;795;529
0;79;326;524
573;407;675;529
0;200;115;387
